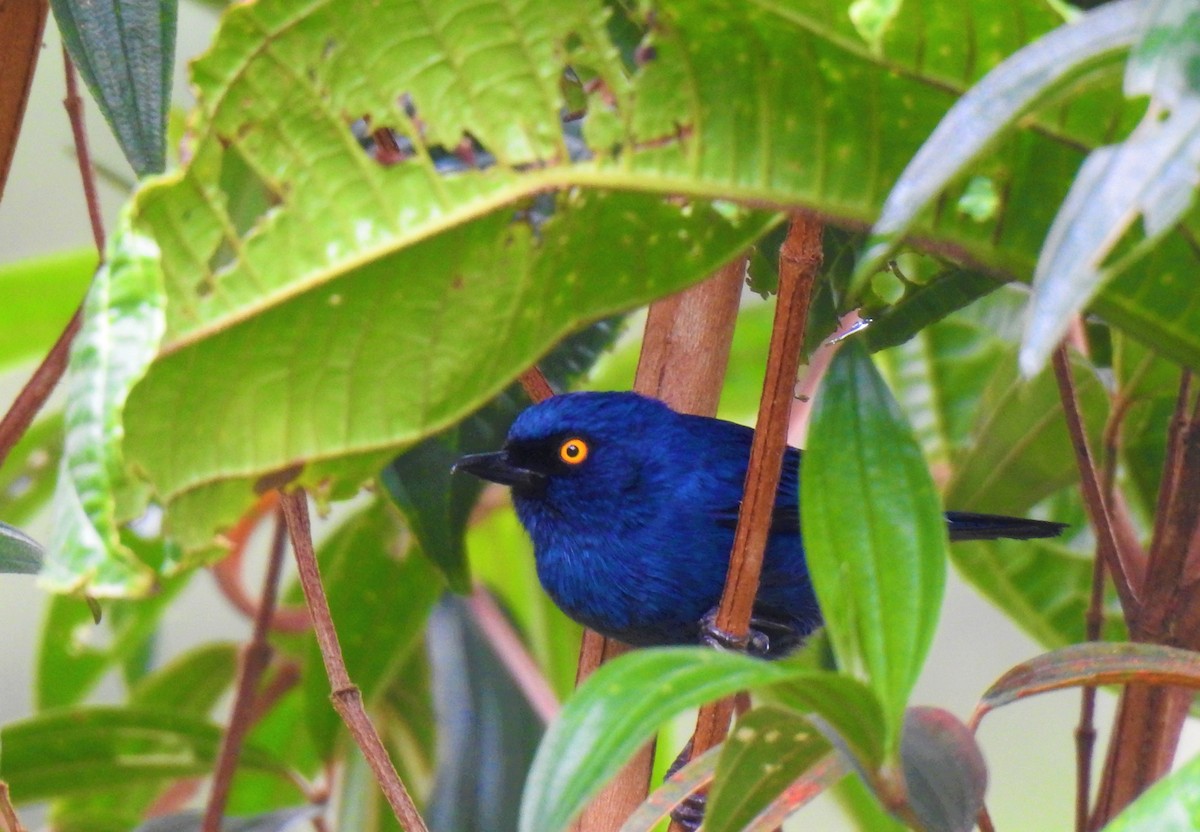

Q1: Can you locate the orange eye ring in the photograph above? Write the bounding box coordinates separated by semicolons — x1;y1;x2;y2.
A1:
559;437;589;465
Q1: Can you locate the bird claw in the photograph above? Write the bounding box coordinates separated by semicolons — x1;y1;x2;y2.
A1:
699;608;772;658
666;740;706;831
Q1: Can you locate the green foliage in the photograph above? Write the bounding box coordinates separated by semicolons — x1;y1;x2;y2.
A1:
6;0;1200;830
802;340;946;751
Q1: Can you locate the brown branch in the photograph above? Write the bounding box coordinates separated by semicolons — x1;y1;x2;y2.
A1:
520;367;555;402
1051;346;1140;617
281;490;430;832
468;586;560;724
1092;370;1200;827
572;254;746;832
0;782;25;832
63;49;106;252
203;507;291;832
677;214;822;800
0;0;48;203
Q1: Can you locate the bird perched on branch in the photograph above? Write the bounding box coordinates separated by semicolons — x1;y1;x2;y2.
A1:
454;391;1066;656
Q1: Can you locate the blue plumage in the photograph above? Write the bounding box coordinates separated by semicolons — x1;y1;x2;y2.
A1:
454;391;1064;655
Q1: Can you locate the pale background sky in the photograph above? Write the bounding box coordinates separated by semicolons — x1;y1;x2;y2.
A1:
0;9;1192;832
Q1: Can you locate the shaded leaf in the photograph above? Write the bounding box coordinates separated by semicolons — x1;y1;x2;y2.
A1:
425;594;544;832
518;647;883;832
133;806;320;832
1022;0;1200;373
0;706;288;803
974;642;1200;725
1100;749;1200;831
801;339;946;748
898;707;987;832
44;217;166;597
51;0;175;175
0;521;42;574
224;688;315;816
705;707;834;832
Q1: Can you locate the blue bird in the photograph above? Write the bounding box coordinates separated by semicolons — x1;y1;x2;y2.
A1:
454;391;1066;657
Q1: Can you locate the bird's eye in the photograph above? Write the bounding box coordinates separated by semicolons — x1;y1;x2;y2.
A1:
558;437;589;465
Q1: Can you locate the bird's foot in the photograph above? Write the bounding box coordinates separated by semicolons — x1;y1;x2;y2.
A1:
666;740;706;831
699;608;771;658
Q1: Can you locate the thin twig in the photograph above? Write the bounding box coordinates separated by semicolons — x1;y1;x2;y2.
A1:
1051;346;1140;617
63;48;105;252
0;782;25;832
203;507;291;832
977;803;997;832
281;490;430;832
0;51;104;469
670;215;822;832
468;586;560;723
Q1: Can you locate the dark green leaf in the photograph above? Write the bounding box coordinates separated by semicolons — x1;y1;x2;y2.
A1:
897;707;987;832
0;521;42;574
705;707;834;832
50;0;174;175
383;317;622;592
617;746;721;832
0;706;288;803
801;339;946;749
425;594;544;832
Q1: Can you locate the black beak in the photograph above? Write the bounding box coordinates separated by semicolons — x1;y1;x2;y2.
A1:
452;451;547;494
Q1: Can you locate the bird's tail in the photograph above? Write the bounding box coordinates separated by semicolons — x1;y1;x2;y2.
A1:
944;511;1067;542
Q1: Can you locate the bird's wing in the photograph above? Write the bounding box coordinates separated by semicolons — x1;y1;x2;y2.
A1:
712;502;800;534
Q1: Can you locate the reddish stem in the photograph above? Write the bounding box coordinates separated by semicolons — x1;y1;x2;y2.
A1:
468;586;560;723
63;48;105;252
0;782;25;832
202;507;291;832
281;490;430;832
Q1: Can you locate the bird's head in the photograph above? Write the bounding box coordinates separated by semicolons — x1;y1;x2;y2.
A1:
453;391;684;530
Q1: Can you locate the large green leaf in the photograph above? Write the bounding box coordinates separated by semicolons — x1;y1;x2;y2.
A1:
50;0;175;175
0;706;288;803
517;648;884;832
801;340;946;750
